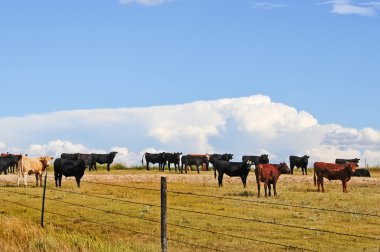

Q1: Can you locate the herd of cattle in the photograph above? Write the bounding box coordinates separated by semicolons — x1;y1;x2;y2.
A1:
0;151;372;196
142;152;370;196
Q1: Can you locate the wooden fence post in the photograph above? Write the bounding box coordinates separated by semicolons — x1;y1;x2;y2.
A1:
41;171;48;228
161;176;168;252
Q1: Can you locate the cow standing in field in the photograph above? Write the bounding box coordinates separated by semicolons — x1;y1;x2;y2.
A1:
255;163;291;197
54;158;86;187
242;154;269;167
163;152;182;172
1;153;21;174
142;152;166;171
213;160;252;188
90;152;117;171
0;154;19;175
289;155;310;175
335;158;360;166
180;154;209;173
17;155;53;187
313;162;357;193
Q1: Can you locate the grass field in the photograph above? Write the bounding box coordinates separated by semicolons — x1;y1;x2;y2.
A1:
0;166;379;252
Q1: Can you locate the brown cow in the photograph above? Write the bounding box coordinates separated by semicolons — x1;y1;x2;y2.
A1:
255;163;291;197
313;162;357;193
17;155;53;187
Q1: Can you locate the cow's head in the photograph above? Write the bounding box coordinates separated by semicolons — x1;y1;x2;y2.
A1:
346;162;357;175
259;154;269;164
40;156;54;170
278;162;291;174
222;153;234;161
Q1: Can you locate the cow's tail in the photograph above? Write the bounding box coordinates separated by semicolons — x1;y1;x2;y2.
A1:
313;167;316;186
141;153;146;165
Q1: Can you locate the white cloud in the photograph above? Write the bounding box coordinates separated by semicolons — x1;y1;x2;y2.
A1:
119;0;170;6
323;0;379;16
251;1;286;10
1;95;379;167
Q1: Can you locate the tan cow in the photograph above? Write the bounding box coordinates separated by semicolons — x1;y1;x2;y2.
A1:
17;155;53;187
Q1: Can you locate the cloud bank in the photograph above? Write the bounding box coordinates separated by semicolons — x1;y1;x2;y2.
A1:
1;95;379;167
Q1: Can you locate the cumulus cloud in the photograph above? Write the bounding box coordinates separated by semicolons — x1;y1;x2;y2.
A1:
322;0;380;16
0;95;379;167
119;0;170;6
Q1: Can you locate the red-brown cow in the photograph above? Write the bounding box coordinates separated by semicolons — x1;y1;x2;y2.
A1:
313;162;357;193
255;163;291;197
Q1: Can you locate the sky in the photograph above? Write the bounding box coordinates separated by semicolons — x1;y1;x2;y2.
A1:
0;0;379;167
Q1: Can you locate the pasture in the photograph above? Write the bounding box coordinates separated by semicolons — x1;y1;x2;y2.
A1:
0;167;379;252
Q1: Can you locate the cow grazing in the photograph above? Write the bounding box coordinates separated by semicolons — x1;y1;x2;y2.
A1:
214;160;252;188
335;158;360;166
313;162;357;193
242;154;269;167
17;155;53;187
54;158;86;187
163;152;182;172
180;154;209;173
255;163;291;197
90;152;117;171
353;169;371;177
289;155;310;175
142;152;166;171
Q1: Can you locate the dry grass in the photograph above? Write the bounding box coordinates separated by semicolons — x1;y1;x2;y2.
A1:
0;167;379;251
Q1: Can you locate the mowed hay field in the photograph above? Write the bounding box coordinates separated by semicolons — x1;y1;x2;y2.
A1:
0;167;379;252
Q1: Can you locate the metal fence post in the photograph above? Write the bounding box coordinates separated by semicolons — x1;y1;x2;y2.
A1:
41;171;48;228
161;177;168;252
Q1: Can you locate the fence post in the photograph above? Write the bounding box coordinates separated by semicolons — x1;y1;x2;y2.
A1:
41;171;48;228
161;176;168;252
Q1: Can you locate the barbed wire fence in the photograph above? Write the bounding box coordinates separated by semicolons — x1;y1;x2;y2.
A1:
0;174;379;252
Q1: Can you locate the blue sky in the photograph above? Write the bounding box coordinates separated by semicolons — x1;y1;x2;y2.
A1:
1;1;380;166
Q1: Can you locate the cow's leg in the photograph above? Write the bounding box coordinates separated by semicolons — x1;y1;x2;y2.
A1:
290;165;294;175
168;163;171;172
24;175;27;187
17;174;20;187
76;176;81;188
107;163;110;172
257;181;261;197
35;174;39;187
196;165;200;173
264;180;268;197
268;183;272;196
304;167;308;175
273;180;277;196
58;175;62;187
320;177;325;192
39;173;43;187
342;180;347;193
241;175;247;188
218;172;223;187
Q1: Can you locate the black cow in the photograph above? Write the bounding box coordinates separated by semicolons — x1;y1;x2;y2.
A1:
180;155;209;173
90;152;117;171
0;155;18;175
60;153;80;160
54;158;86;187
209;153;234;167
214;160;252;188
242;154;269;166
1;153;21;173
163;152;182;172
142;152;166;171
353;169;371;177
79;153;93;168
335;158;360;165
289;155;310;175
